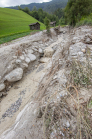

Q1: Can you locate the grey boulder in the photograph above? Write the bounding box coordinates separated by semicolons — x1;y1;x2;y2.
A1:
5;68;23;82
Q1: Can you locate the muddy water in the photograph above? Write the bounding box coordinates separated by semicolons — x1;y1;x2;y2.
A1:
0;63;47;135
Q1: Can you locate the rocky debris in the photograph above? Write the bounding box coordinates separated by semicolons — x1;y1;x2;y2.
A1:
84;35;92;44
0;83;5;91
0;28;58;91
5;68;23;82
44;47;54;57
27;53;36;62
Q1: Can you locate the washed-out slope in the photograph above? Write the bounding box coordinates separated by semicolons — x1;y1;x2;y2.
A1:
0;8;45;37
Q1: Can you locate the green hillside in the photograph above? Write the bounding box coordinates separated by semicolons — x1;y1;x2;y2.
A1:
0;8;45;37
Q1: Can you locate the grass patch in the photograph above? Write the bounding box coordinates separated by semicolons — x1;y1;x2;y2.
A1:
0;30;41;44
0;7;45;37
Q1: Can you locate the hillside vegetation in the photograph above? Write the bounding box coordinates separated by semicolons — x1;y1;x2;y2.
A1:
65;0;92;26
0;8;45;37
7;0;68;14
76;13;92;27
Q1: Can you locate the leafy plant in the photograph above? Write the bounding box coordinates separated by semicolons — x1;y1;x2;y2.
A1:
44;17;50;35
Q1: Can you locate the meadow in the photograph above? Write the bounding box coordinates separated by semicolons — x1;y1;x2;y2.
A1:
0;8;45;44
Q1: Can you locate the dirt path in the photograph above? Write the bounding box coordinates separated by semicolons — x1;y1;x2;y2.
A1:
0;63;47;135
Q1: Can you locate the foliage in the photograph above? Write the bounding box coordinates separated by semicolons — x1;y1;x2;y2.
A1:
65;0;92;26
44;17;50;33
54;8;64;19
76;13;92;27
19;6;60;25
0;8;45;37
59;17;66;25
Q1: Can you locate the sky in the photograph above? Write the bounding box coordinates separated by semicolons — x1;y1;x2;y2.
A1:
0;0;51;7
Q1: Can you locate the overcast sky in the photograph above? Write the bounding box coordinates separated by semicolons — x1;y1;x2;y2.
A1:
0;0;51;7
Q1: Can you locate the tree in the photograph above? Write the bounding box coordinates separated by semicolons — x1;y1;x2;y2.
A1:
65;0;92;26
32;6;37;11
23;7;30;14
44;17;50;33
54;8;64;19
18;6;22;10
31;11;39;20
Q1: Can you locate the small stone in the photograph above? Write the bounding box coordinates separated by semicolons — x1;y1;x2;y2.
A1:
19;55;25;60
66;121;70;128
86;37;91;43
25;57;30;64
0;83;5;91
13;56;17;59
78;52;83;57
9;86;11;89
40;57;50;63
0;76;1;80
28;49;33;54
22;63;28;68
81;49;86;53
16;59;21;64
7;64;13;72
27;53;36;62
39;48;43;54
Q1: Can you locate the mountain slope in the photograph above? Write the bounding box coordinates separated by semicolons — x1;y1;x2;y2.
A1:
0;8;45;37
7;0;68;14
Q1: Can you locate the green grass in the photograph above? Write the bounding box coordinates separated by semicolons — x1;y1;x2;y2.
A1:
0;31;40;44
0;8;45;39
76;13;92;27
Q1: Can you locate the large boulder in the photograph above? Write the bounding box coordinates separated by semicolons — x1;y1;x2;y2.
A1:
5;68;23;82
0;83;5;91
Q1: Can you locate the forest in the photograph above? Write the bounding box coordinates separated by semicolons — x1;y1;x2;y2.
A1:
8;0;68;14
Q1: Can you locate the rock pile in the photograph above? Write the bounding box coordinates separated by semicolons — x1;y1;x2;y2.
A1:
0;29;58;97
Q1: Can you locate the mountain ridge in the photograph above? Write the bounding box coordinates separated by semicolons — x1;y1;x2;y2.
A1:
7;0;68;14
